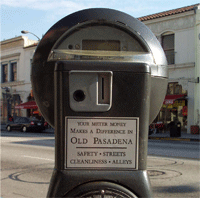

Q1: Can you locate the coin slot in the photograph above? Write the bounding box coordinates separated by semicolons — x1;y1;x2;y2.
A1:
102;77;104;100
98;74;111;104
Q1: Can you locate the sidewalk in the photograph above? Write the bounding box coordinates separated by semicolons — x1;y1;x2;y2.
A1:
149;131;200;142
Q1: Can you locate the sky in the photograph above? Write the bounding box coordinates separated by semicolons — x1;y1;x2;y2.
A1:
1;0;199;41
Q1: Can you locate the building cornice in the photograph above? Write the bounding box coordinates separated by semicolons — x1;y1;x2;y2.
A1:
0;36;24;45
168;62;195;70
1;80;25;87
0;53;21;61
23;43;38;49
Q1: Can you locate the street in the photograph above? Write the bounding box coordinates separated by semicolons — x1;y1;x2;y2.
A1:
1;130;200;197
148;139;200;159
1;131;54;198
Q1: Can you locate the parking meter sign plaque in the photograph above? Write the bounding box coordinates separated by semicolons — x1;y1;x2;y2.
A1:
65;117;139;169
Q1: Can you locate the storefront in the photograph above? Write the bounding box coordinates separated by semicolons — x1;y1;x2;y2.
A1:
152;82;188;131
1;90;22;123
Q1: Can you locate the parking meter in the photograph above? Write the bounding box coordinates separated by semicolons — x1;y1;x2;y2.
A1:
31;8;168;197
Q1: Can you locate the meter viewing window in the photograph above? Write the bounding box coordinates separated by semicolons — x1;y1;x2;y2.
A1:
82;40;120;51
47;25;155;63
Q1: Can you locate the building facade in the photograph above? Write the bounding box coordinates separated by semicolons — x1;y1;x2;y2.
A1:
0;36;38;123
139;4;200;133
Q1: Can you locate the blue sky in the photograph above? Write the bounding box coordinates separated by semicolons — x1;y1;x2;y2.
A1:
1;0;199;41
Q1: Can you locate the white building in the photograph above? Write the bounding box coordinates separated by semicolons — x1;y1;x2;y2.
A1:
138;3;200;133
0;36;38;123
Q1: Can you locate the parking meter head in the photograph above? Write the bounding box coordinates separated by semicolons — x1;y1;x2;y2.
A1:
31;8;168;127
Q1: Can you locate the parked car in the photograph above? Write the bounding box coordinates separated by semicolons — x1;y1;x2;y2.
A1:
6;117;45;132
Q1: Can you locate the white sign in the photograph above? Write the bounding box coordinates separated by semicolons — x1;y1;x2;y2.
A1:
65;117;139;169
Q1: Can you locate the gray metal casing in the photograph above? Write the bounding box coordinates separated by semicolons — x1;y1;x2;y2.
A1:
48;61;152;197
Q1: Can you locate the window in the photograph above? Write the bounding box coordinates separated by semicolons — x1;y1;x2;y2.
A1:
167;82;186;95
167;83;174;95
162;33;175;65
21;118;29;123
15;117;21;123
174;83;182;94
2;64;8;83
160;109;172;122
11;62;17;81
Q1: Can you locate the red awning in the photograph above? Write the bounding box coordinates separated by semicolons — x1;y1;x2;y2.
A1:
15;101;38;109
163;94;186;105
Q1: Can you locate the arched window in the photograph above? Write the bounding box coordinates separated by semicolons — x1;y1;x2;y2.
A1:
161;32;175;65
